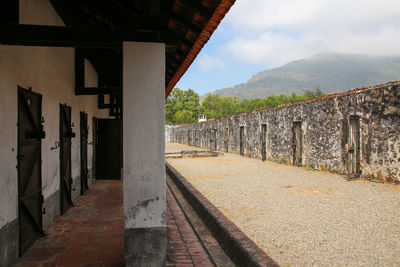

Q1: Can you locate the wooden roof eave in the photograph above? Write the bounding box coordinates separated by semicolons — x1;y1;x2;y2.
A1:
165;0;235;98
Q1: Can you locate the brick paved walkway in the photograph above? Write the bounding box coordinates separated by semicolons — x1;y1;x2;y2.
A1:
15;180;124;266
15;178;222;266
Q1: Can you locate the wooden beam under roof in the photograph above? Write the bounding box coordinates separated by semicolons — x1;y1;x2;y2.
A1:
178;0;213;18
75;86;121;95
145;0;161;20
169;11;202;34
0;23;179;48
75;49;85;89
0;0;18;23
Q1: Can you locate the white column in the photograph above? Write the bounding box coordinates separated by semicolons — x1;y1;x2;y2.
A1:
123;42;166;266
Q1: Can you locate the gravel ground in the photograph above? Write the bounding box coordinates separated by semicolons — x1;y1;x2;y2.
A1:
166;142;400;267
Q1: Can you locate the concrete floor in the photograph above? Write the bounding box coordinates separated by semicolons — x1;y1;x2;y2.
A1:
15;178;227;266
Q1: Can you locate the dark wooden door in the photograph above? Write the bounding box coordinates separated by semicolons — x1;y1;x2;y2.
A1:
80;112;89;195
92;117;97;181
209;130;213;150
224;128;229;153
261;124;267;161
293;122;302;166
240;126;244;156
210;129;217;151
195;130;199;147
348;116;360;178
60;104;75;214
209;129;216;151
17;86;45;255
96;119;121;180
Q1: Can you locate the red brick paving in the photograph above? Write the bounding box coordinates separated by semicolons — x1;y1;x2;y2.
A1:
166;185;214;267
15;179;216;267
15;180;124;267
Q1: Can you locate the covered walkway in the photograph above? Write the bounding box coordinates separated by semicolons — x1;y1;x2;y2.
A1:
15;178;228;266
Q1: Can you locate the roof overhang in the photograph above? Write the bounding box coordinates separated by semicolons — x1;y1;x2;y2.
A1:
0;0;235;116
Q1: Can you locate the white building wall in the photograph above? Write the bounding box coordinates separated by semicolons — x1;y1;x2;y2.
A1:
0;0;109;230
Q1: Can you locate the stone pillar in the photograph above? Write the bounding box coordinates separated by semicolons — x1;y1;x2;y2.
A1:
123;42;166;266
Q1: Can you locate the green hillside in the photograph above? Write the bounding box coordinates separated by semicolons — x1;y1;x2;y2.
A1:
206;54;400;100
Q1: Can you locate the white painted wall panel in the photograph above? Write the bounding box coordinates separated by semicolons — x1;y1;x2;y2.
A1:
0;0;109;228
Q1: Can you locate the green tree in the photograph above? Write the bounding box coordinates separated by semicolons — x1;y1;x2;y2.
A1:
166;87;326;125
174;110;195;124
202;94;241;119
202;88;327;117
165;88;200;124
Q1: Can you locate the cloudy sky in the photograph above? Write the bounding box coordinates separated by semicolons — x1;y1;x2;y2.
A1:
176;0;400;95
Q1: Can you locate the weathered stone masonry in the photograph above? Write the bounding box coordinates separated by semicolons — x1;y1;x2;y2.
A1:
170;82;400;183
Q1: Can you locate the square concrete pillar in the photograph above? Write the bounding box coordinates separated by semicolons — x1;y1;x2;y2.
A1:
123;42;166;266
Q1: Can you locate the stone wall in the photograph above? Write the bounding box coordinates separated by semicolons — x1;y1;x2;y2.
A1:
165;124;177;142
171;82;400;184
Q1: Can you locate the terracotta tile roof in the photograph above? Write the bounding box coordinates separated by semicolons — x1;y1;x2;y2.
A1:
166;0;236;97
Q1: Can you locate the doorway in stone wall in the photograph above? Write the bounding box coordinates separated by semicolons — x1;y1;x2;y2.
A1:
17;86;45;255
211;129;217;151
261;124;267;161
209;129;214;151
60;104;75;215
195;130;199;147
240;126;245;156
348;116;361;178
224;127;229;152
292;121;302;166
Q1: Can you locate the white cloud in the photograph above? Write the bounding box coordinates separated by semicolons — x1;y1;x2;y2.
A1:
223;0;400;66
227;32;322;65
197;54;227;71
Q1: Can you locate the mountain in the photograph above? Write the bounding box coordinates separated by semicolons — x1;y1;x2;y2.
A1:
204;54;400;100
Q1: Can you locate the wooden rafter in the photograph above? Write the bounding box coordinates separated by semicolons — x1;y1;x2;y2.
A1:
0;0;18;23
0;23;178;48
75;87;122;96
178;0;213;18
169;11;202;34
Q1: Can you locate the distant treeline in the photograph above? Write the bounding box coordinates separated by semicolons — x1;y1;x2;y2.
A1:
166;88;326;125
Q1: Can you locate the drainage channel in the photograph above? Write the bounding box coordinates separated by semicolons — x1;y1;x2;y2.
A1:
167;175;235;267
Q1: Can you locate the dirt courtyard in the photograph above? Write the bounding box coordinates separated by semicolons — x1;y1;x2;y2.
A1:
166;142;400;267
